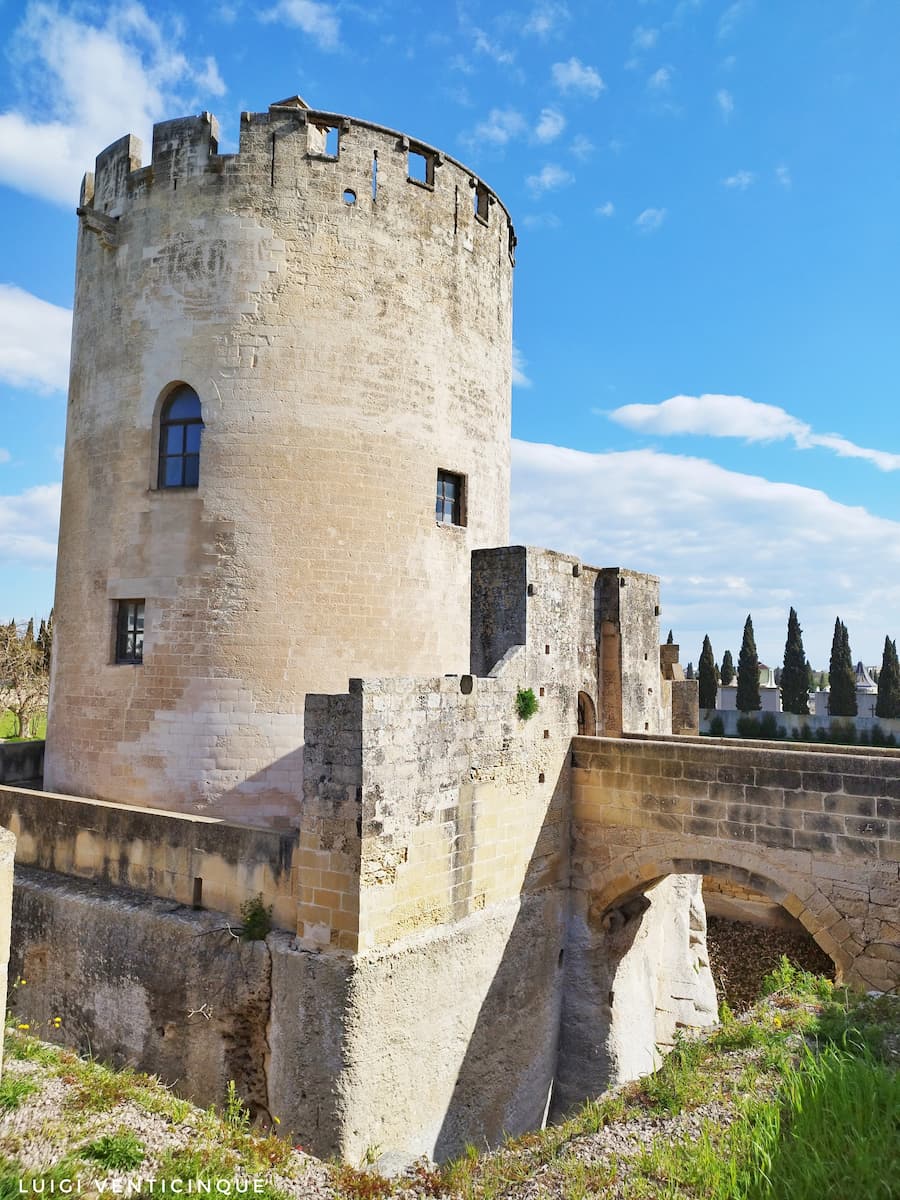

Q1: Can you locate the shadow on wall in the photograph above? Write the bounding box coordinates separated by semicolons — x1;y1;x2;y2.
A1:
432;755;570;1161
0;741;44;787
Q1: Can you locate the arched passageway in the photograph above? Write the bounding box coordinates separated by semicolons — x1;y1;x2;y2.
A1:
577;691;597;737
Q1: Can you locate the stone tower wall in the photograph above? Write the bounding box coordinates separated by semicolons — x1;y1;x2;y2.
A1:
45;102;515;825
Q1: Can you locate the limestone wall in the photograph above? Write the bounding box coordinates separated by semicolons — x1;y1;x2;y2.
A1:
553;874;716;1116
571;735;900;991
0;784;297;929
46;100;514;824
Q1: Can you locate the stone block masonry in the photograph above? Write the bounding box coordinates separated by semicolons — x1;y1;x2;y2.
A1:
45;99;515;823
571;735;900;992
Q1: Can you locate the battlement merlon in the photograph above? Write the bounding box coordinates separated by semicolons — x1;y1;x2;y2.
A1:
77;101;517;254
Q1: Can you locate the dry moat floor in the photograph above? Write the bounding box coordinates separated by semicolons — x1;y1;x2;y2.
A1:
0;943;895;1200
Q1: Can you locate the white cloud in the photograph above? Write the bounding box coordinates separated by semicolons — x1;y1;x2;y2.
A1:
717;88;734;118
523;3;570;37
718;0;751;40
776;164;792;189
0;3;229;207
632;25;659;51
648;66;672;90
635;207;666;233
608;394;900;472
552;57;606;97
512;345;532;387
471;107;527;146
472;27;516;66
0;451;10;465
195;56;227;96
534;108;566;143
722;169;755;189
511;440;900;663
526;163;574;194
261;0;339;48
0;286;72;394
596;201;614;217
570;134;594;160
0;483;61;568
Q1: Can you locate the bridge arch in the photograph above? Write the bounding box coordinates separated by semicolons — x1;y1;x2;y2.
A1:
589;843;856;981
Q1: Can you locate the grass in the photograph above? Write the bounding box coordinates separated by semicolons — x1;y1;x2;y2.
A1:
0;710;46;740
0;962;896;1199
80;1131;146;1170
0;1078;37;1112
438;961;899;1200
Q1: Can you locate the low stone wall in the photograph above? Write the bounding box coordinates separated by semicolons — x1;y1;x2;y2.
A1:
10;866;300;1129
0;741;44;785
701;710;900;741
0;786;297;930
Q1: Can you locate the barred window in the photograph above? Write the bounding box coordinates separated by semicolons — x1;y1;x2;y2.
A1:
158;385;203;488
436;470;465;526
115;600;144;665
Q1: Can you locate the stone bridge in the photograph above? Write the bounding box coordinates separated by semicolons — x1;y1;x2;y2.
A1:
571;735;900;993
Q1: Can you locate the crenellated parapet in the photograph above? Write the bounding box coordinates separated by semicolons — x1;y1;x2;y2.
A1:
78;97;516;262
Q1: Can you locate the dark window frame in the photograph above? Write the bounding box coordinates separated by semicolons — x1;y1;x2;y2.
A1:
115;599;145;665
436;469;466;527
158;385;203;489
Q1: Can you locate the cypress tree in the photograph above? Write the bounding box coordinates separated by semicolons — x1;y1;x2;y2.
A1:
827;618;857;717
875;637;900;719
685;661;694;680
698;635;717;709
781;607;810;715
720;649;735;686
666;630;674;644
736;615;761;712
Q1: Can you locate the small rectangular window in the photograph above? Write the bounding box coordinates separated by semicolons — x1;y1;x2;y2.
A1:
474;182;490;224
408;148;435;188
436;470;465;526
115;599;145;665
307;122;339;158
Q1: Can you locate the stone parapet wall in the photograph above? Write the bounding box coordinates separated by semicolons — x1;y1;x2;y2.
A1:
0;785;296;929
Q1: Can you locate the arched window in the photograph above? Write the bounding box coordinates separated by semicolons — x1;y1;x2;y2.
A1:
158;385;203;488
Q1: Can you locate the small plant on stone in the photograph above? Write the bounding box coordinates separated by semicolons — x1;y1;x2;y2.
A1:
515;686;538;721
223;1079;251;1133
239;894;273;941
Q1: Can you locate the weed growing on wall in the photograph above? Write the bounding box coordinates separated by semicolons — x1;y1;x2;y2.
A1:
515;687;538;721
239;894;273;941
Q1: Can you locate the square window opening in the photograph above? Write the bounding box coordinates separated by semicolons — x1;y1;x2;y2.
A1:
308;122;339;158
115;599;145;665
408;148;435;188
436;469;466;527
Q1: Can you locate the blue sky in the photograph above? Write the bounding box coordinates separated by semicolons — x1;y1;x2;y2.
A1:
1;0;898;671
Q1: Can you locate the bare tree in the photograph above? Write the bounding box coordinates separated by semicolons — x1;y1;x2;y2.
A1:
0;620;49;738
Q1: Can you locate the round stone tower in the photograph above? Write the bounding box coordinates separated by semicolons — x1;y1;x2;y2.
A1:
44;97;515;825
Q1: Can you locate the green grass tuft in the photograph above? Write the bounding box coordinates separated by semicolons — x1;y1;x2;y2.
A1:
80;1131;146;1170
0;1076;38;1111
